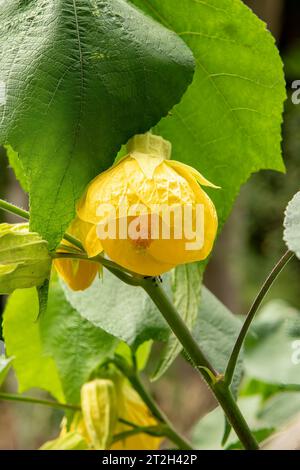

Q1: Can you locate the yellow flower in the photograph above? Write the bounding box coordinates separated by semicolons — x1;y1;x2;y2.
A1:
54;218;102;291
40;377;162;451
77;133;218;276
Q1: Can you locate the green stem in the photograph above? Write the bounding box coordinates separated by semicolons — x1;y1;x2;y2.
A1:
213;382;259;450
0;391;80;412
224;250;294;387
112;425;166;445
114;357;194;450
0;199;29;220
142;279;217;382
142;278;259;450
53;252;141;286
131;374;194;450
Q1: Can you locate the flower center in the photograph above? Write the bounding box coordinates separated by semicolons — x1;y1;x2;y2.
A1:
128;214;153;250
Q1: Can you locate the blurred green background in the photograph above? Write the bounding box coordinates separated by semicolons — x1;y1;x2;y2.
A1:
1;0;300;449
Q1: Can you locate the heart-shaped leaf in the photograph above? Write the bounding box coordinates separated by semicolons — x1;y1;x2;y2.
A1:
131;0;286;228
0;0;194;248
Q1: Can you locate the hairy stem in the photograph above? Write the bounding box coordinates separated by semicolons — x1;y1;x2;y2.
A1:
142;278;259;450
128;371;194;450
224;250;294;387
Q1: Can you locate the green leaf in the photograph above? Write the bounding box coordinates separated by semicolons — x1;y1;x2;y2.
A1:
191;396;264;450
258;392;300;429
3;283;118;404
62;272;170;349
131;0;286;229
226;428;275;450
244;300;300;385
115;340;153;371
193;287;243;395
0;0;194;249
2;288;64;401
193;391;300;449
0;355;13;387
241;378;300;402
152;263;202;380
5;145;29;193
284;191;300;259
40;282;118;404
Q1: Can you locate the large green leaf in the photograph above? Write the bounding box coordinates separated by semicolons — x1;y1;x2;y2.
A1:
3;288;64;401
152;263;202;380
40;282;118;404
284;191;300;259
131;0;286;228
244;300;300;385
0;0;194;248
63;272;170;349
3;283;118;404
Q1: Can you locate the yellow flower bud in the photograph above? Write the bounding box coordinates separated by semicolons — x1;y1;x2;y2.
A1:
54;218;102;291
40;375;163;451
80;379;118;450
0;223;51;294
77;133;218;276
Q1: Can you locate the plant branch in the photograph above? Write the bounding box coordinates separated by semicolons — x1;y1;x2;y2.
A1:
114;357;194;450
0;199;30;221
0;391;80;412
142;277;259;450
112;424;166;445
224;250;294;387
142;278;217;382
53;252;141;286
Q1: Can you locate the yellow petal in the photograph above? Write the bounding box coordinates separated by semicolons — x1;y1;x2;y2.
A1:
54;217;100;291
168;160;220;188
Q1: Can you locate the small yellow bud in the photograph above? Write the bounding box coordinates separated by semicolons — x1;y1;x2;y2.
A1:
81;379;118;450
54;218;101;291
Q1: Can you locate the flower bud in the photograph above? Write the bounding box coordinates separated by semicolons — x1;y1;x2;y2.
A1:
54;218;101;291
0;223;51;294
81;379;118;450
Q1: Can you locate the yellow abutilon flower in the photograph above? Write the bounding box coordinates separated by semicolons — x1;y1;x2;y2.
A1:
41;377;162;451
54;217;102;291
77;132;218;276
